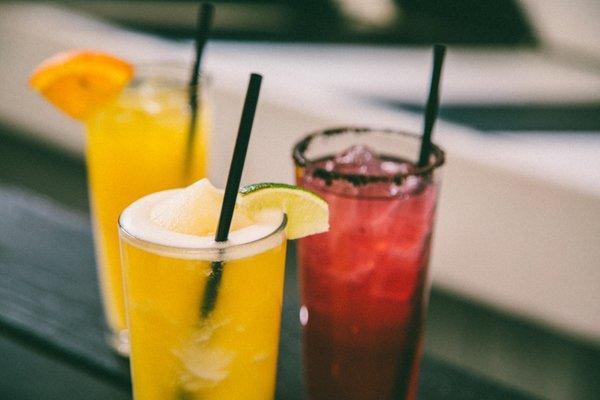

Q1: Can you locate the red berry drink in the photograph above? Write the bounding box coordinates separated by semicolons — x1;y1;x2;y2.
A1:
293;128;444;400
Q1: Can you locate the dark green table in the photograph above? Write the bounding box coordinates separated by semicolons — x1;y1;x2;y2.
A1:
0;130;537;400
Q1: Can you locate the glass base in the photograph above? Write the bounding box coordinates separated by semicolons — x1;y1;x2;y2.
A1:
107;329;130;357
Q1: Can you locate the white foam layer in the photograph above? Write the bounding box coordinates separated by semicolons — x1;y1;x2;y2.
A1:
119;190;285;261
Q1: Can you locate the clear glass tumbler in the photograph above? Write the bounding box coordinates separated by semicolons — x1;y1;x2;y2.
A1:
119;193;287;400
293;127;445;400
84;63;210;354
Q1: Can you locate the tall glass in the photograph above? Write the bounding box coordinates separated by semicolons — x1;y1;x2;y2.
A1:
293;127;445;400
119;197;287;400
85;63;209;354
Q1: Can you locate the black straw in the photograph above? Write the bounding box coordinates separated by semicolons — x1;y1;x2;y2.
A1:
417;44;446;167
185;2;215;179
214;73;263;242
200;73;263;318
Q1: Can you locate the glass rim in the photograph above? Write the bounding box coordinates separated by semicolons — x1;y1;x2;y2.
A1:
118;212;287;258
130;61;210;87
292;126;445;185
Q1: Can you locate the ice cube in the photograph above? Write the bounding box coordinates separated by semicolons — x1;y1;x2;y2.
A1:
252;351;270;363
333;145;377;166
137;81;163;115
180;347;234;385
141;99;162;115
331;145;414;178
380;160;412;175
175;320;235;390
399;175;426;196
331;145;380;175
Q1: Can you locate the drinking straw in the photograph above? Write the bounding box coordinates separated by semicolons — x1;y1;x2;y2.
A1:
201;73;263;318
185;2;215;179
417;44;446;167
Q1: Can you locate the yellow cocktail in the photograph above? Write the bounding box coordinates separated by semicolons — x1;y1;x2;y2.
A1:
119;182;288;400
29;52;210;355
86;64;209;352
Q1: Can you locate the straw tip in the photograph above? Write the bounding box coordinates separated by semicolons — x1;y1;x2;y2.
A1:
197;3;215;30
433;44;447;57
201;2;215;13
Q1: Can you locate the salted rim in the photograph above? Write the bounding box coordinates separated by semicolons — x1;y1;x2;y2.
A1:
292;126;445;186
118;190;287;260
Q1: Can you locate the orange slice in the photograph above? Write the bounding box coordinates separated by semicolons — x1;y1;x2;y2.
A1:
29;50;134;120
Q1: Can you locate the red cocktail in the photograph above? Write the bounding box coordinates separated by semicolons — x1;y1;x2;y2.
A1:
294;127;445;400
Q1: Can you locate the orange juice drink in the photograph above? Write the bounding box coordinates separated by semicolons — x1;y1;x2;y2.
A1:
86;64;209;353
29;52;210;355
119;180;288;399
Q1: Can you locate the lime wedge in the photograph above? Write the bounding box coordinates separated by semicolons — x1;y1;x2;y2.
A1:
240;183;329;240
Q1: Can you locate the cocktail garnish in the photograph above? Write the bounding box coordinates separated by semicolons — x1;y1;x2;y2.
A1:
29;50;133;119
240;183;328;240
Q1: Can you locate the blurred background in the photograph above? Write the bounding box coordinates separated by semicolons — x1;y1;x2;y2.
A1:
0;1;599;399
